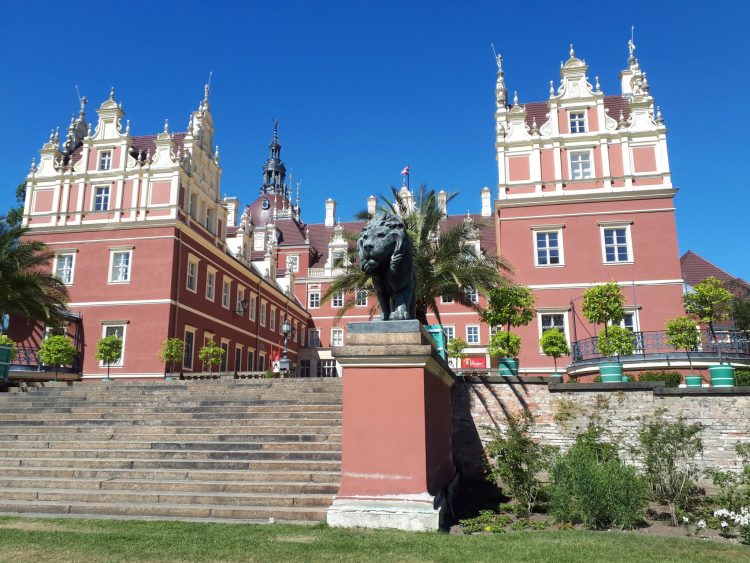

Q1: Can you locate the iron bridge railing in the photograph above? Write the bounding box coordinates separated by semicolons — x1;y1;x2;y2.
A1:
571;330;750;364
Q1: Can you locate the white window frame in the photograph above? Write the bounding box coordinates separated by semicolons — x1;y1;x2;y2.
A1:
355;288;368;307
464;287;479;304
248;293;256;321
331;328;344;347
308;291;321;309
222;278;232;309
466;325;480;345
98;150;112;171
93;185;110;212
234;345;243;372
100;323;126;367
183;326;196;371
108;248;132;283
569;111;587;134
205;268;216;301
443;325;455;343
532;225;565;267
441;295;455;304
599;222;634;265
286;254;299;273
270;306;276;332
260;300;267;327
309;329;321;348
253;234;265;251
247;349;255;371
54;251;77;285
569;149;593;180
186;257;199;293
332;291;344;308
537;310;571;351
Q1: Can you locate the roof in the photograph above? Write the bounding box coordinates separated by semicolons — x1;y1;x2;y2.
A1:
66;132;187;165
517;96;631;129
680;250;750;294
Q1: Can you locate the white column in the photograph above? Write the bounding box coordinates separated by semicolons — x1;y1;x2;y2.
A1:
553;142;563;191
599;140;611;189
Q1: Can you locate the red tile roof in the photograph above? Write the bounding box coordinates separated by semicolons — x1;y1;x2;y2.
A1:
680;250;750;294
517;96;631;129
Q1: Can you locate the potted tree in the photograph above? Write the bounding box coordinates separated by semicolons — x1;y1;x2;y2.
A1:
199;341;224;378
481;285;535;376
37;335;76;381
664;316;703;387
539;327;570;378
488;331;521;375
684;276;734;387
445;337;468;373
159;338;185;381
595;325;635;382
96;335;123;382
582;281;627;382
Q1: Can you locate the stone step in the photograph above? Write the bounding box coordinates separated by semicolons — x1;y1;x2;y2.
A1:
0;499;328;522
0;466;340;483
0;477;339;495
0;427;342;438
0;439;341;451
0;414;342;425
0;486;333;507
0;457;342;472
0;406;342;419
0;448;342;461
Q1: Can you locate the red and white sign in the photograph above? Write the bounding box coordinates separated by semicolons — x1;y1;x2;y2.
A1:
462;357;487;369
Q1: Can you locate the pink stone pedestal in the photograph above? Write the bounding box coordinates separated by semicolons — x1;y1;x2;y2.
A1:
327;321;457;531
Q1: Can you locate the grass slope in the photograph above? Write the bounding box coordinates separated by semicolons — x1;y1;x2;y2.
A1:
0;517;746;562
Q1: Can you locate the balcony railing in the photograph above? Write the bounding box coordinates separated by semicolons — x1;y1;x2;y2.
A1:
11;346;80;373
571;330;750;365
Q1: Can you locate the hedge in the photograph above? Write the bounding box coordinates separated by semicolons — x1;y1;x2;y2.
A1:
636;371;682;387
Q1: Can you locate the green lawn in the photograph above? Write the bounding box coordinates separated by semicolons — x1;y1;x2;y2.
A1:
0;517;746;563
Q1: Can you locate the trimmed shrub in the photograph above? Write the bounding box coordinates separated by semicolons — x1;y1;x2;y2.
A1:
548;425;647;529
636;371;682;387
735;370;750;387
484;412;553;516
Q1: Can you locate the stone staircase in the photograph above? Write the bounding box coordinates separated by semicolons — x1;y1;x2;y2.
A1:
0;378;342;523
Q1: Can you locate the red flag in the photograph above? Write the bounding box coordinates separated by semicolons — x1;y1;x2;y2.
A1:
400;166;409;176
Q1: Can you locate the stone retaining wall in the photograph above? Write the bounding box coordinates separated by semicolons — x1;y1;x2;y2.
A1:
452;376;750;483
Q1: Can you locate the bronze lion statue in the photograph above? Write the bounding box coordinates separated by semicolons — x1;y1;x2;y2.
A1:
357;212;416;321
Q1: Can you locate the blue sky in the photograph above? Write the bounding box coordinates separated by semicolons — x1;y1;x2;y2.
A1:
1;1;748;280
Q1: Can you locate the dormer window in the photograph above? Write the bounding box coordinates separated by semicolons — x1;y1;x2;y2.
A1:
569;111;586;133
98;150;112;171
332;251;346;268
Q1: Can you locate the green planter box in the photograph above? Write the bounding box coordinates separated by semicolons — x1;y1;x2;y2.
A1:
0;344;11;383
621;374;631;383
498;358;519;376
599;362;623;383
684;375;704;387
709;365;735;387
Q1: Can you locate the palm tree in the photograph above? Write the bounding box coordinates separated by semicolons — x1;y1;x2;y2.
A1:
323;186;511;324
0;222;69;329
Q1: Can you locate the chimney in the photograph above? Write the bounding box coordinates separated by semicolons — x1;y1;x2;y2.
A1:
437;190;448;217
325;198;336;227
223;196;240;227
481;187;492;217
367;195;377;216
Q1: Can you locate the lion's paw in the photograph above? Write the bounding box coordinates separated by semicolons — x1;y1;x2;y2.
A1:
390;308;409;320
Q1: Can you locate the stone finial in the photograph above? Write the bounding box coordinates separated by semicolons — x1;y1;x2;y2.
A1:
496;52;503;69
109;86;115;101
29;157;36;174
125;119;130;135
549;80;555;96
79;96;87;118
513;90;518;106
619;110;626;128
569;43;575;58
531;117;539;135
656;106;664;125
163;118;169;134
214;145;220;162
595;76;601;92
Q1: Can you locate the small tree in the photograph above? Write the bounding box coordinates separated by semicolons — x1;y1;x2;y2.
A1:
199;341;224;376
481;285;535;359
159;338;185;378
596;325;635;359
582;281;625;343
665;316;700;375
446;337;467;367
96;335;123;380
684;276;732;362
37;335;75;380
0;334;18;360
488;331;521;359
540;328;570;375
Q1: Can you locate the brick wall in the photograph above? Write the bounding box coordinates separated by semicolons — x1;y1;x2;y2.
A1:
452;376;750;483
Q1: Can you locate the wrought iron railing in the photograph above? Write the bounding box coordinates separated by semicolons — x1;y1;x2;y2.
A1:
571;330;750;364
12;346;80;373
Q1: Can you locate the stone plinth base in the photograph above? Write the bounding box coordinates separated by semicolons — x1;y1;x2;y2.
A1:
327;320;456;531
327;494;445;532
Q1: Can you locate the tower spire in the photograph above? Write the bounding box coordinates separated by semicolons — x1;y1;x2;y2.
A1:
260;119;287;196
